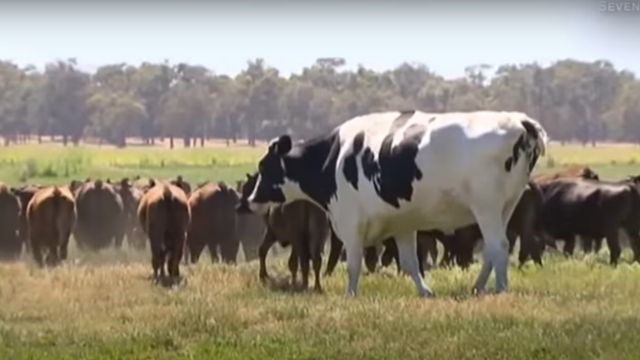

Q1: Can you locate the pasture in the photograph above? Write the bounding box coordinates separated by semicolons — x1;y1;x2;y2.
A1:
1;141;640;359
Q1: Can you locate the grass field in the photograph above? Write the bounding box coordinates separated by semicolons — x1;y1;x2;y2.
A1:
2;142;640;359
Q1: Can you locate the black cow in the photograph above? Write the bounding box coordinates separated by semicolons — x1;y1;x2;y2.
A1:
537;178;640;265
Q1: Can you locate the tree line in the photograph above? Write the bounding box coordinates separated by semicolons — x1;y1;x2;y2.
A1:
0;57;639;148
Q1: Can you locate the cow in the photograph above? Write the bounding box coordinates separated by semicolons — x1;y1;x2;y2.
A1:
533;166;601;255
26;186;77;267
533;165;599;184
112;178;146;249
239;110;547;297
137;182;191;282
186;182;239;264
237;173;330;291
537;177;640;265
0;183;22;260
10;184;43;251
170;175;192;197
73;179;127;251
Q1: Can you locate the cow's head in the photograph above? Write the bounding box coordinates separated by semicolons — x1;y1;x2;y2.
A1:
580;167;600;181
244;135;293;214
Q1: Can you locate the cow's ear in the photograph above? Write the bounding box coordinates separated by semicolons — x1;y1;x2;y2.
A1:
275;135;292;156
246;173;252;180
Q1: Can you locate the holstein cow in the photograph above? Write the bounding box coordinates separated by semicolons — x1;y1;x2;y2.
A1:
137;182;191;282
241;110;547;296
26;186;77;267
238;173;330;291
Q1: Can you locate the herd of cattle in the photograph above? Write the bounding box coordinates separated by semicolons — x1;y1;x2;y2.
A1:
1;111;640;297
0;162;637;289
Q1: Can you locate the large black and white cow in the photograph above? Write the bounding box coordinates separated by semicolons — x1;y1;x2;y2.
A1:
239;110;547;297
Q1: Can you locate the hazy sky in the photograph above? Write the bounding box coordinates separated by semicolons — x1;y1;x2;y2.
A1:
0;0;638;78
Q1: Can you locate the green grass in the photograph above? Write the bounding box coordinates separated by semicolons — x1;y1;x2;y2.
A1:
0;143;265;186
2;142;640;359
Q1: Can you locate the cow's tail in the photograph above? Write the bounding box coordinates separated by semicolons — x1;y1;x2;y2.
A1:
521;117;549;172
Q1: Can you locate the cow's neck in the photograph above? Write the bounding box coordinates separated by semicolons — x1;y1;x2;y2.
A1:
283;130;340;210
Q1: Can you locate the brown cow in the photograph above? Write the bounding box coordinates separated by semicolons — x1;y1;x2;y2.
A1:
26;186;76;267
237;174;329;291
73;179;126;251
0;183;22;260
533;165;599;184
11;184;43;251
138;182;191;282
186;182;239;264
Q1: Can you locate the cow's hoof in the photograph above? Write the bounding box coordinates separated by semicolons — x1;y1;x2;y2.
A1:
420;291;435;299
471;287;485;297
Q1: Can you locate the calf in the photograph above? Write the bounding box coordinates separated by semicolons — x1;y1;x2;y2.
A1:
186;182;239;264
26;186;76;267
241;110;547;296
238;173;329;291
138;183;191;281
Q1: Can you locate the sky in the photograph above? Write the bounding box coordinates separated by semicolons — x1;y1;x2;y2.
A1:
0;0;638;78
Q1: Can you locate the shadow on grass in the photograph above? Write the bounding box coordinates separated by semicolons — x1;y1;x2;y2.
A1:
262;275;324;295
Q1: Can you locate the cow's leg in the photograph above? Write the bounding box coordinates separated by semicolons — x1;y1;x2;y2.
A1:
605;230;621;265
297;235;311;290
471;206;509;294
59;230;70;262
258;229;277;281
168;234;185;280
581;236;594;253
324;231;343;276
562;237;576;257
594;238;603;253
310;229;325;292
288;247;299;287
363;246;379;273
416;234;429;277
626;230;640;263
343;234;363;297
395;232;433;298
207;241;220;263
31;239;44;268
